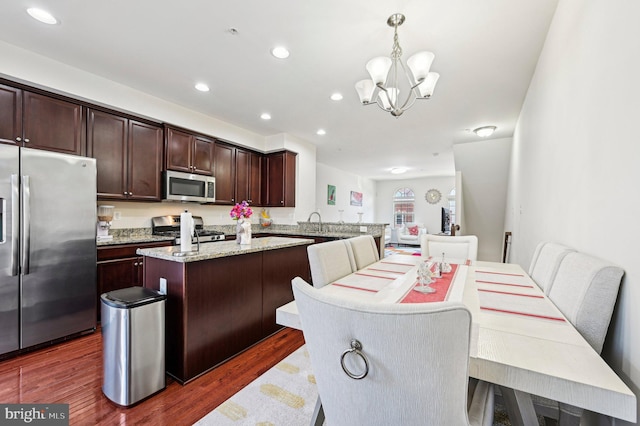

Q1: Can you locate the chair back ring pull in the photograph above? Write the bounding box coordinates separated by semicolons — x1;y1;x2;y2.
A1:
340;339;369;380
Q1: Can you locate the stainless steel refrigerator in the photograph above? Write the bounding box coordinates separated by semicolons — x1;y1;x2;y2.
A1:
0;145;97;356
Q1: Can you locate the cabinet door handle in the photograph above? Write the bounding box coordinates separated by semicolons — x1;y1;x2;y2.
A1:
15;137;21;142
134;262;138;266
24;138;30;143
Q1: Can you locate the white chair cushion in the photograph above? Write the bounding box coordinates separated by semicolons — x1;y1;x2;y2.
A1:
292;277;493;426
421;234;479;262
548;251;624;353
528;242;575;295
348;235;380;270
307;239;356;288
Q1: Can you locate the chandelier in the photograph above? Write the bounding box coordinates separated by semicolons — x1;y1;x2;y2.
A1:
355;13;439;117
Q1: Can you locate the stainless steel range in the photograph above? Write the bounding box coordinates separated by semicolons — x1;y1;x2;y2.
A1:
151;215;226;245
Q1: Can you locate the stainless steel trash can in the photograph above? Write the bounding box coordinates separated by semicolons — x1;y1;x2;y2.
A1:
101;286;166;406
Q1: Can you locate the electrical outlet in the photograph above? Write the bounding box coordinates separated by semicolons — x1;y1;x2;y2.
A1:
159;278;167;295
113;211;121;220
359;226;367;233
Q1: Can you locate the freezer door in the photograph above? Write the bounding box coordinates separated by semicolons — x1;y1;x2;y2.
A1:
20;148;97;348
0;144;20;355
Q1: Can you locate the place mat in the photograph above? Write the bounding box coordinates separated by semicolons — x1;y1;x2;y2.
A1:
400;264;458;303
478;290;565;322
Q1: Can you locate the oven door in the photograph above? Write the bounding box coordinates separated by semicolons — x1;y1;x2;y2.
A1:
163;171;215;203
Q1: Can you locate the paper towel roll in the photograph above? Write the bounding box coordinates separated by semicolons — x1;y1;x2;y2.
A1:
180;210;193;252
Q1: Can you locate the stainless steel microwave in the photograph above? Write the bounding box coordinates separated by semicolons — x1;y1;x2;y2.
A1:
163;170;215;203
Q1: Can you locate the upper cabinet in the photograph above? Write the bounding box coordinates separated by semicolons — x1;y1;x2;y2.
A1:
165;126;213;176
235;148;263;206
213;143;264;206
0;84;84;155
212;142;236;204
87;109;163;200
264;150;296;207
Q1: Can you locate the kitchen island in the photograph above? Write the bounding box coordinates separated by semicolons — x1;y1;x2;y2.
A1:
138;236;313;383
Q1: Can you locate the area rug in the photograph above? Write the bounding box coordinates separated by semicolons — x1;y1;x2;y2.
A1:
194;344;543;426
194;345;318;425
384;245;421;257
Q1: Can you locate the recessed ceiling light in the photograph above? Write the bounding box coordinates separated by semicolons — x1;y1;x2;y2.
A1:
27;8;58;25
390;167;407;174
473;126;497;137
330;93;343;101
271;46;290;59
194;83;210;92
316;129;326;136
260;113;271;120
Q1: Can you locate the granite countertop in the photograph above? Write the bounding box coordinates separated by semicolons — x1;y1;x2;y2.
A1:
136;236;314;263
97;235;175;247
98;227;383;247
263;229;378;239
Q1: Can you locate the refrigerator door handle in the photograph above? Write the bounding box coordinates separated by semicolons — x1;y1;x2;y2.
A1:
22;175;30;275
11;174;19;276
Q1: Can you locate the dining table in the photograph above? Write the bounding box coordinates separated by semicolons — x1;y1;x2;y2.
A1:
276;254;637;425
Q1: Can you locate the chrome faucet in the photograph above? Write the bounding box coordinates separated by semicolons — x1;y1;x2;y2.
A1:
307;211;322;232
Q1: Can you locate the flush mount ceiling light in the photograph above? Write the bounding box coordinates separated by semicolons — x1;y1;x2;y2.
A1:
194;83;210;92
355;13;440;117
473;126;497;137
27;8;58;25
271;46;290;59
390;167;408;174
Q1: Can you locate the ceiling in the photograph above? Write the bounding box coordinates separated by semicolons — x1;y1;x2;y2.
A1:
0;0;558;180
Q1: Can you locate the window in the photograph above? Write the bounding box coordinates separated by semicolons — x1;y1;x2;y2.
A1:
393;187;415;226
448;188;456;225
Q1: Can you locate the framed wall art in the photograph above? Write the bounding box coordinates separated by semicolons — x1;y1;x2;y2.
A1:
350;191;363;206
327;185;336;205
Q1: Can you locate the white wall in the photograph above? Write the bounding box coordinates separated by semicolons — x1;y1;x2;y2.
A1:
453;137;512;261
315;163;376;223
504;0;640;423
0;41;318;228
376;176;456;236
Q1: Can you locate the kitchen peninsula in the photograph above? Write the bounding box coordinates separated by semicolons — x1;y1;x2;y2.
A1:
138;237;313;383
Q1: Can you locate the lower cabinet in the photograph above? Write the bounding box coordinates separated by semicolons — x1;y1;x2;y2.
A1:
142;242;311;383
97;241;172;320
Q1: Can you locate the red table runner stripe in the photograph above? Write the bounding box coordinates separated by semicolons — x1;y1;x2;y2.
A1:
475;270;525;277
354;272;395;280
478;289;543;298
365;267;405;275
480;306;565;321
475;280;534;288
379;261;415;267
331;283;379;293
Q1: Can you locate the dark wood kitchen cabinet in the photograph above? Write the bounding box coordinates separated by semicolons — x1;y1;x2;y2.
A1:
96;240;172;320
212;141;236;204
165;126;213;175
142;240;312;383
0;83;84;155
87;109;163;200
235;148;262;206
264;150;296;207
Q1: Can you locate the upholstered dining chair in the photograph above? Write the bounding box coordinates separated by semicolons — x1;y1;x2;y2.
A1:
421;234;479;262
531;251;624;425
292;277;495;426
307;239;356;288
528;241;576;295
347;235;380;270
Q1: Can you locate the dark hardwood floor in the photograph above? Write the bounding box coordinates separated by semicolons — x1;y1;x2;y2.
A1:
0;327;305;425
